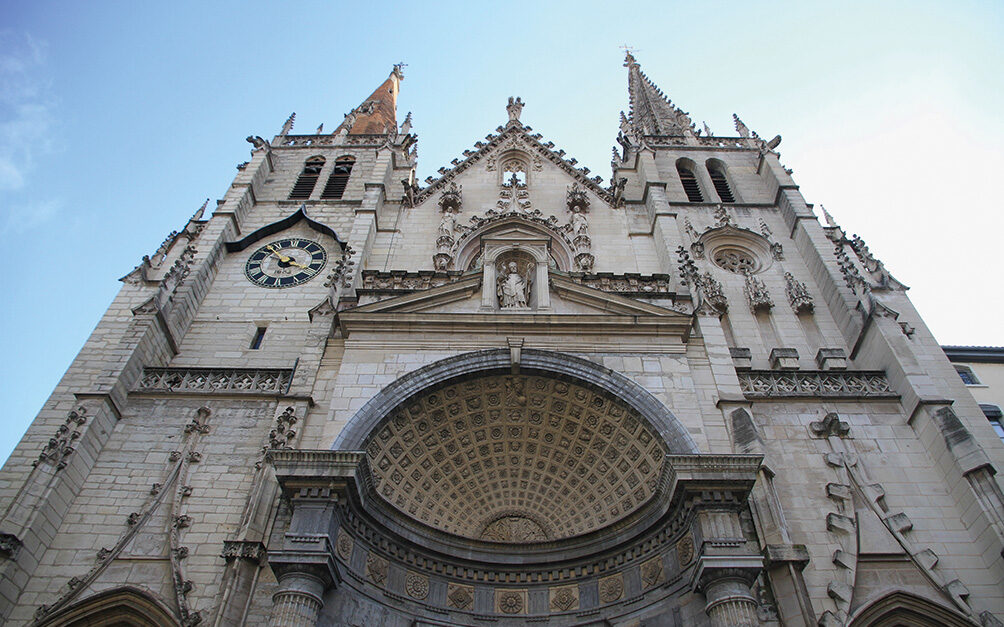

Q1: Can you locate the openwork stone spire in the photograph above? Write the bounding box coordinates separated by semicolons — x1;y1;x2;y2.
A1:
623;52;694;136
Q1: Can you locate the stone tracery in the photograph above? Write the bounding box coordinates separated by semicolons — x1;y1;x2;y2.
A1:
364;374;668;541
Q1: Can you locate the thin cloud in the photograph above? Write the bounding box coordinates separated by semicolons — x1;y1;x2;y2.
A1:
0;32;56;192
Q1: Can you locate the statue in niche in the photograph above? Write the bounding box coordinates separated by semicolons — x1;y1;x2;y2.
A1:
438;210;457;240
570;210;588;237
497;260;532;309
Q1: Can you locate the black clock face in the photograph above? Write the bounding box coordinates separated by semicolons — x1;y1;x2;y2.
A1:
245;238;327;288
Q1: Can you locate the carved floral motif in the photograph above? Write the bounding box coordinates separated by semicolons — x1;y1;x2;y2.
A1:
405;571;429;600
598;574;624;603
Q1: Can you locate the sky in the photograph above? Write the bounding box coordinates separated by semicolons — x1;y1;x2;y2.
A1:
0;1;1002;464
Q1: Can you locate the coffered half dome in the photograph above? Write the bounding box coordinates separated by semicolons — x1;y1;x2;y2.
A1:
364;373;669;542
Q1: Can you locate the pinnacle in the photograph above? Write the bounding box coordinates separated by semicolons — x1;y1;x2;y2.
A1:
623;52;694;137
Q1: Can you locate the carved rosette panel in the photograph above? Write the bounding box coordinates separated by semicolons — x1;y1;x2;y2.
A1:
598;574;624;603
447;583;474;609
335;530;353;563
549;585;579;612
676;533;695;566
495;589;527;615
365;374;667;541
405;571;429;600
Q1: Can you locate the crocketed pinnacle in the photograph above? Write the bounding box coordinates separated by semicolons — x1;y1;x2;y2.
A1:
623;52;694;136
334;65;403;135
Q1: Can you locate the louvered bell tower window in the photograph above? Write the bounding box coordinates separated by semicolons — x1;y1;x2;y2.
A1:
288;157;325;199
677;163;703;202
321;156;356;199
707;162;735;203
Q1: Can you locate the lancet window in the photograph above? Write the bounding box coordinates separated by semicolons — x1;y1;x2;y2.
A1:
288;156;325;199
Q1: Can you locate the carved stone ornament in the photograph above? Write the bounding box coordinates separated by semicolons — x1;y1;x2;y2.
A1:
33;406;88;470
744;272;773;313
549;585;579;612
480;515;547;542
335;530;353;562
506;96;524;124
640;555;664;589
405;571;429;600
365;552;389;586
566;182;590;213
785;272;814;313
598;574;624;603
447;583;474;609
677;533;695;566
496;589;526;615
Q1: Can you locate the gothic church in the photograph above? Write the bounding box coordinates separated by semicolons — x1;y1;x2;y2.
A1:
1;55;1003;627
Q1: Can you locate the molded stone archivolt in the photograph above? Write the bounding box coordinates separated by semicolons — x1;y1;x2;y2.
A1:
364;374;667;542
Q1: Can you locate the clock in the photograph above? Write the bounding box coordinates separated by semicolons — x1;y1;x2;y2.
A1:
245;238;327;288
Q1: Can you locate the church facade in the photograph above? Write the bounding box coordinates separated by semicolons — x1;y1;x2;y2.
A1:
1;56;1003;626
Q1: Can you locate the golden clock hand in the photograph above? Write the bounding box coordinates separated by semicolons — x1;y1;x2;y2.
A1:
266;245;293;263
289;260;310;269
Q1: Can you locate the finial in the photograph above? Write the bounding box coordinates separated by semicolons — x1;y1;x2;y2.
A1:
506;97;524;124
702;121;713;137
191;198;209;221
393;62;407;79
733;114;750;138
400;111;413;135
315;123;324;134
820;205;838;227
279;112;295;136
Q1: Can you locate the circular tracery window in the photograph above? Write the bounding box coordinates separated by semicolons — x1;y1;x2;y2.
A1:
712;247;758;274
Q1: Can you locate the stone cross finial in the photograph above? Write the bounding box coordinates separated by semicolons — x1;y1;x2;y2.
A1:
506;97;524;123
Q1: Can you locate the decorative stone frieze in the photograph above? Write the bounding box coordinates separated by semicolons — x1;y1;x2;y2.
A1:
495;588;527;615
447;583;474;609
598;574;624;603
738;370;896;399
136;367;294;395
405;571;429;600
549;584;579;612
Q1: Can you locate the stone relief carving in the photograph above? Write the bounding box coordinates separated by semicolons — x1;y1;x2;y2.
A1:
598;574;624;603
405;571;429;600
640;555;665;589
365;552;388;586
744;272;773;313
137;367;293;395
738;371;895;399
447;583;474;609
335;530;353;562
480;515;548;543
496;589;525;614
677;533;695;566
549;585;579;612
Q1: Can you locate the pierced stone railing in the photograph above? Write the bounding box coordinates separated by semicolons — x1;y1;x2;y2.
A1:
738;370;896;399
136;367;294;395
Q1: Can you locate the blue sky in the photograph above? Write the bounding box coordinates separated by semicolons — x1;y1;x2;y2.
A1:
1;1;1002;463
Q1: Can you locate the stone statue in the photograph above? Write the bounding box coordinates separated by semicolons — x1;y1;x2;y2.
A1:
506;97;524;123
570;211;588;237
497;261;531;309
438;210;457;240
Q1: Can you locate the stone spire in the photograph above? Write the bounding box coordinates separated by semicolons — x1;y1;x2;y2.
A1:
623;51;694;136
333;65;404;135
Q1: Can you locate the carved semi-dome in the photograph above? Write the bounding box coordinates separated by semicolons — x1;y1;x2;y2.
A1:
364;373;668;542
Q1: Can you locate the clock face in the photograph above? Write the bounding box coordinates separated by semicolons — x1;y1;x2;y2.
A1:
245;238;327;288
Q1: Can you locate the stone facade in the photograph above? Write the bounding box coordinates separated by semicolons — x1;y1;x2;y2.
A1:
1;57;1003;626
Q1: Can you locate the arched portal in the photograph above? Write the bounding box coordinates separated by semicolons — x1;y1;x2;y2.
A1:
268;350;762;626
36;587;180;627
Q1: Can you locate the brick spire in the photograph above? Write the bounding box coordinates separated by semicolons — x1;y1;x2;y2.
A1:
623;52;694;136
335;65;403;135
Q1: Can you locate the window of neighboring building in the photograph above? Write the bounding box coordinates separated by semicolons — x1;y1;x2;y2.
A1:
955;365;980;385
321;156;355;199
981;404;1004;441
289;156;325;199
